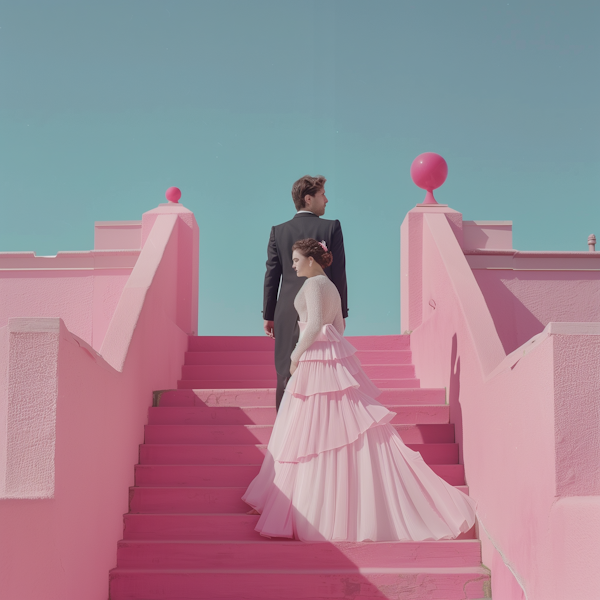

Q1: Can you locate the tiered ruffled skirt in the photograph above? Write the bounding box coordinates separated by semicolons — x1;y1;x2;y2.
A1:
242;323;477;541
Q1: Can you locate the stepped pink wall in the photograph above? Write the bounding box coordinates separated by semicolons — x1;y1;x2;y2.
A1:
0;202;199;600
0;251;137;350
470;253;600;353
402;206;600;600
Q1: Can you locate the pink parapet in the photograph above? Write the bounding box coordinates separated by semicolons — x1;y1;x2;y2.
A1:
165;186;182;203
410;152;448;205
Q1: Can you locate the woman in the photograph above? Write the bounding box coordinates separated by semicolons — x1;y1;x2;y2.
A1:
242;239;476;541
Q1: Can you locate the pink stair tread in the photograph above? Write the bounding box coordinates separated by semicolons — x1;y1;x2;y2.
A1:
139;442;459;465
109;567;490;600
144;423;456;444
109;333;488;599
122;513;474;542
116;539;483;569
133;463;465;487
177;378;422;389
129;481;470;514
147;404;449;425
184;349;414;365
158;387;446;407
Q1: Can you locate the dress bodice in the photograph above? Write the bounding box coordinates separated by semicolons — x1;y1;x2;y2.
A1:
290;275;345;364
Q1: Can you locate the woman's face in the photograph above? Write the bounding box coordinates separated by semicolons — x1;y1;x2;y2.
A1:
292;249;312;277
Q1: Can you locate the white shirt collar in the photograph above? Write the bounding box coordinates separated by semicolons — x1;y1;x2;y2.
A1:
296;210;316;215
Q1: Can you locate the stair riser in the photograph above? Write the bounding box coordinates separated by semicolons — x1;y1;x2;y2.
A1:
177;378;422;389
139;443;459;466
129;487;249;514
180;364;415;380
109;569;489;600
188;335;411;353
189;337;275;352
144;423;455;445
129;479;468;514
147;405;449;426
123;513;472;541
116;540;482;569
134;463;464;487
345;335;411;351
158;388;446;407
184;350;414;366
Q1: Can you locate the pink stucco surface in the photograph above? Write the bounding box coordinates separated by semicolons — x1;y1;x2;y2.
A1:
0;203;199;599
94;220;142;250
470;252;600;354
402;207;600;600
0;251;138;350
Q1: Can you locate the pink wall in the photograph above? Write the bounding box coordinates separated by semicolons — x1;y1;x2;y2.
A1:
94;220;142;250
0;202;199;599
402;207;600;600
471;257;600;353
462;220;513;251
0;251;138;350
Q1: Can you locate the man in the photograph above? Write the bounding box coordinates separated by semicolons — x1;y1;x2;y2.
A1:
263;175;348;411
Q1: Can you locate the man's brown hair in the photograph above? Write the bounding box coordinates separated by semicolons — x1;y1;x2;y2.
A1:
291;175;327;211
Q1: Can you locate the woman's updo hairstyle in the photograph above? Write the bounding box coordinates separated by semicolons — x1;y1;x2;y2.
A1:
292;238;333;268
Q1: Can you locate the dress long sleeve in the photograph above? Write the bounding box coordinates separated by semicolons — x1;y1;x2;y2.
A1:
291;277;325;364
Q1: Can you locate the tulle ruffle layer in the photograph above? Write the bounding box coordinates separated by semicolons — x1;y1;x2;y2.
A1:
297;325;357;362
242;424;477;542
290;323;381;399
241;326;477;542
270;387;394;462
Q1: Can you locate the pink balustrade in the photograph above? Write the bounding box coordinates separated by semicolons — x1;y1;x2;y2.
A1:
402;155;600;600
0;191;199;599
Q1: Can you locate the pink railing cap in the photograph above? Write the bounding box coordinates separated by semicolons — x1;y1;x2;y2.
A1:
165;186;182;203
410;152;448;205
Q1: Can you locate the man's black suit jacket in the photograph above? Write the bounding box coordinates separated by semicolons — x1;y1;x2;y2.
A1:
263;212;348;377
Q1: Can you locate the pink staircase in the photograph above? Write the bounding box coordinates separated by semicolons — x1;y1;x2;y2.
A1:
109;335;491;599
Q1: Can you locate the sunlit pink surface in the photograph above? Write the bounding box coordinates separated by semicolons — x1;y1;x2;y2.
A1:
0;202;199;599
402;205;600;600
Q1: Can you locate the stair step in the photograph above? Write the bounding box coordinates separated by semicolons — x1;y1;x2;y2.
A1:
139;443;459;466
116;539;482;569
345;335;411;351
133;463;464;488
184;350;414;366
144;423;455;445
178;379;278;389
187;335;411;353
180;364;415;381
129;484;470;515
147;405;449;426
188;337;275;352
177;378;421;389
109;565;489;600
123;512;473;541
157;388;446;407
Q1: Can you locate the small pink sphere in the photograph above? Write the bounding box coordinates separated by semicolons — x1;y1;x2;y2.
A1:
410;153;448;191
165;187;181;203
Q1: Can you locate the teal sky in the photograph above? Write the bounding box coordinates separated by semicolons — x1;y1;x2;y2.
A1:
1;1;599;335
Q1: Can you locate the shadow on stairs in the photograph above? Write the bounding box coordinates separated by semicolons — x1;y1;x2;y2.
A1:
109;335;491;600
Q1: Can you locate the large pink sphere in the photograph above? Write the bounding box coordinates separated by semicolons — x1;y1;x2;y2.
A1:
410;153;448;191
165;187;181;203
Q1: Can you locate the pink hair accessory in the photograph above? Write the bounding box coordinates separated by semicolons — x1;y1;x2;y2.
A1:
318;240;328;252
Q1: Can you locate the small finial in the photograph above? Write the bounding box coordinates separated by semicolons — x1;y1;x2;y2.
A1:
165;187;182;204
410;152;448;205
588;234;596;252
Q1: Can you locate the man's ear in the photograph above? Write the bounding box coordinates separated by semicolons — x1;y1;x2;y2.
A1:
304;194;312;207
